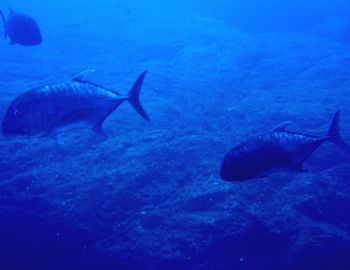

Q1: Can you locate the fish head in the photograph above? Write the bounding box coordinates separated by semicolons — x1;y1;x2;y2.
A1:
220;149;254;181
2;92;44;136
2;104;35;136
220;138;278;181
220;135;299;181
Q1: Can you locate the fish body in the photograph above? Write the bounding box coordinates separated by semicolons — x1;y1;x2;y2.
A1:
0;8;42;46
1;71;149;137
220;111;350;181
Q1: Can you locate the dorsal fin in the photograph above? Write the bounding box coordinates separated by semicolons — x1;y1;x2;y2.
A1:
72;69;96;82
272;121;292;132
8;7;14;14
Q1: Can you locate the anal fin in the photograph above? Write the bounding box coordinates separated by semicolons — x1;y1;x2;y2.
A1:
92;124;108;139
292;163;307;172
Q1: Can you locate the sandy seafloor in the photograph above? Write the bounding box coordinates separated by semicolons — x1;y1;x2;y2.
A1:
0;4;350;270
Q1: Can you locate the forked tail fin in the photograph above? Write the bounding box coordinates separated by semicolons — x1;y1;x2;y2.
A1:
0;10;6;39
127;71;150;121
327;110;350;153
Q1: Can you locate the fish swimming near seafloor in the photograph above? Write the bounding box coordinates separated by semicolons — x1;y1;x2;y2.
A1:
220;111;350;181
1;70;150;138
0;8;42;46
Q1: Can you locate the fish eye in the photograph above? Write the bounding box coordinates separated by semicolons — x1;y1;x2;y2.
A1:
14;109;22;117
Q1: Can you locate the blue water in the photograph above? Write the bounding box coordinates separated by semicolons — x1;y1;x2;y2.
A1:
1;0;350;269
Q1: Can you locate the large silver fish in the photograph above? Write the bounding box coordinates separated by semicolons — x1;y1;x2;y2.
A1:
220;111;350;181
1;70;149;137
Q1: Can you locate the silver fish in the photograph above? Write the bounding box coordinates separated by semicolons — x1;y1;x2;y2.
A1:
1;70;149;138
220;111;350;181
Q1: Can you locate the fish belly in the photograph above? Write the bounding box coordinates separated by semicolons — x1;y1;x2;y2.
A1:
43;93;117;135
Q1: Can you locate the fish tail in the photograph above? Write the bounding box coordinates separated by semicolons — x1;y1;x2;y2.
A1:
126;70;150;121
0;10;6;40
327;110;350;153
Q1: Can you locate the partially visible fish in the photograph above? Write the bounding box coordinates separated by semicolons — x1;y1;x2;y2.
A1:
220;111;350;181
0;8;42;46
1;70;150;138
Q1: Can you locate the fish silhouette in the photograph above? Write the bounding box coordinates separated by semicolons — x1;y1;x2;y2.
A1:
220;111;350;181
0;8;42;46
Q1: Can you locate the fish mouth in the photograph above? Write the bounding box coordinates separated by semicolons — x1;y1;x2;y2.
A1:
220;168;250;181
2;127;21;137
1;122;32;137
220;159;251;181
220;172;233;181
220;162;235;181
